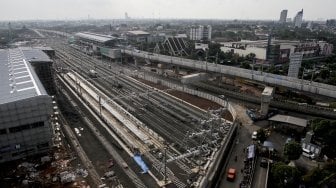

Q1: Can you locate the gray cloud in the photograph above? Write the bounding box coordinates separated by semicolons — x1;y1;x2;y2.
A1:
0;0;335;21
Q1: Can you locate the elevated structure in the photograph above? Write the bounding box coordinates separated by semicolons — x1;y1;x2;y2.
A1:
123;49;336;98
0;48;53;163
261;87;274;115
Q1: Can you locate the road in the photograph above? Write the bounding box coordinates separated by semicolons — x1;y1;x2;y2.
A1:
251;158;268;188
218;104;256;188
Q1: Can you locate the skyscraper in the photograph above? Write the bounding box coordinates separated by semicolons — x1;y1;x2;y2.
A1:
125;12;130;20
294;9;304;28
279;10;288;23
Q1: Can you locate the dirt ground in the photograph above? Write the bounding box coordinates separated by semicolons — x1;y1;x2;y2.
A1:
136;78;234;121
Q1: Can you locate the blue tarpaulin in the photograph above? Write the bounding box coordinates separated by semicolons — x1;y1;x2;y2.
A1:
133;155;149;173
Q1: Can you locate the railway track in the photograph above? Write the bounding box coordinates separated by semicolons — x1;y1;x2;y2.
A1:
44;39;233;187
53;44;215;151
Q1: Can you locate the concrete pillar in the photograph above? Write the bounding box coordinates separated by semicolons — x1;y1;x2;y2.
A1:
261;87;274;116
157;63;164;75
174;66;180;75
134;58;138;67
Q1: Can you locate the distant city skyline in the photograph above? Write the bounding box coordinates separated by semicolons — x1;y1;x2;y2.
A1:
0;0;335;21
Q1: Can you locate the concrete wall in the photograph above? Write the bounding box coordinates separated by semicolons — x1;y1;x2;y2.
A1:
0;96;53;163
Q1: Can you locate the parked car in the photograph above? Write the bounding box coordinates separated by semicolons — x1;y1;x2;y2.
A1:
302;148;317;160
226;168;236;181
252;131;258;140
260;158;268;168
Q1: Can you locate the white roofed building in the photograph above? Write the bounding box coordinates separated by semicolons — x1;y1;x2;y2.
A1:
0;48;53;163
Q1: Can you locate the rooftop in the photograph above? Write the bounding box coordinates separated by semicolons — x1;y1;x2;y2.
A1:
0;48;49;105
262;86;274;96
268;114;308;127
20;47;53;62
75;32;116;44
127;30;150;36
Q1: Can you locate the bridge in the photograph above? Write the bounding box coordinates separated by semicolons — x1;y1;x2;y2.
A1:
123;49;336;98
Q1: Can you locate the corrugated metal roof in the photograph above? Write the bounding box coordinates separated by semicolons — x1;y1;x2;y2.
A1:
268;114;308;127
75;32;116;43
127;30;150;35
20;48;52;62
0;48;48;105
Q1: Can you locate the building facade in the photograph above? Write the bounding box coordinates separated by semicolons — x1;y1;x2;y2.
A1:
0;48;53;163
279;10;288;23
189;25;212;41
294;9;304;28
221;40;333;63
126;30;150;43
288;52;303;78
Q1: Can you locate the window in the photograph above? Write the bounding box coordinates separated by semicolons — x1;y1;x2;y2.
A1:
8;121;44;133
9;124;30;133
31;121;44;128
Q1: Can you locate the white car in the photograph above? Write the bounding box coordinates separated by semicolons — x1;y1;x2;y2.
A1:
252;131;258;140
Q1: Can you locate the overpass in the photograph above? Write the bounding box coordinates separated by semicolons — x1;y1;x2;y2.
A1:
123;49;336;98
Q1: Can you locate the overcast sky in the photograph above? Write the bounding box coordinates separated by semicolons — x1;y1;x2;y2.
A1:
1;0;335;21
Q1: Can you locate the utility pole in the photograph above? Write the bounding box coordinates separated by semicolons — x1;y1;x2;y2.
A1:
164;145;167;184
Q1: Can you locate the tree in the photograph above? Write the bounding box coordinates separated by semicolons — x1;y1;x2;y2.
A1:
312;120;336;158
303;161;336;187
246;53;256;61
320;69;330;80
284;141;302;160
240;61;251;69
271;162;302;188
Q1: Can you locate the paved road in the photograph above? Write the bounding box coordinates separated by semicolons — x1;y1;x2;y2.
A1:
252;158;268;188
218;104;255;188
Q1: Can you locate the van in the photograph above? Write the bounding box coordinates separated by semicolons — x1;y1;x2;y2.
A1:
302;148;316;159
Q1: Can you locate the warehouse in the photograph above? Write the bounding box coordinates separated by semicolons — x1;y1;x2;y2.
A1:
0;48;53;163
74;32;121;59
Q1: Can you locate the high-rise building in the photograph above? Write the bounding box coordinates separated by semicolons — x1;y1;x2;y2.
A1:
288;52;303;78
189;25;212;41
294;9;304;28
125;12;130;20
279;10;288;23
